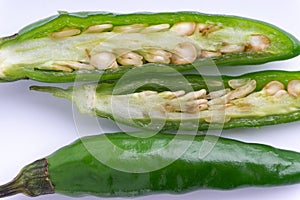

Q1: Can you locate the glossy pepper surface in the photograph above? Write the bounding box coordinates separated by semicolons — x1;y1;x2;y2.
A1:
31;70;300;131
0;11;300;82
1;133;300;198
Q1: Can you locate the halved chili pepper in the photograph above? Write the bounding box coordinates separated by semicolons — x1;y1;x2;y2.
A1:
30;70;300;131
1;132;300;198
0;11;299;82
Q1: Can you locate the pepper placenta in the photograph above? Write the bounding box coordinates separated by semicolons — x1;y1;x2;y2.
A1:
0;11;300;82
31;70;300;131
1;132;300;198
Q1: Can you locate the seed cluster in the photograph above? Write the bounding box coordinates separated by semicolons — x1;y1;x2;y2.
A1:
135;78;300;123
48;22;270;72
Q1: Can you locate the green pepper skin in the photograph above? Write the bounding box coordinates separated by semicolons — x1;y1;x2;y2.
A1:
31;70;300;131
104;70;300;94
1;133;300;198
1;11;300;82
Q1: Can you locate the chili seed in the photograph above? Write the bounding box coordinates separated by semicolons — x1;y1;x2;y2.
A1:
263;81;285;96
185;102;208;113
207;89;230;99
208;95;229;106
48;65;73;72
197;23;222;35
171;42;198;64
173;90;186;98
144;49;172;64
90;52;118;69
228;80;256;100
54;61;94;70
166;94;208;113
51;28;81;38
247;34;270;52
113;24;146;33
159;91;181;99
274;90;288;98
220;44;245;53
199;50;222;58
179;89;207;101
141;24;170;33
288;80;300;97
85;24;113;33
117;51;143;66
170;22;196;36
140;91;158;96
228;78;251;89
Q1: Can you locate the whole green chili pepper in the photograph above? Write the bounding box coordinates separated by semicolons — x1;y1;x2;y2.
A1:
1;132;300;198
0;11;299;82
31;70;300;131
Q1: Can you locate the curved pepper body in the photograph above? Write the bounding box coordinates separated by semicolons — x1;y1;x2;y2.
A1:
31;70;300;131
1;133;300;197
0;11;299;82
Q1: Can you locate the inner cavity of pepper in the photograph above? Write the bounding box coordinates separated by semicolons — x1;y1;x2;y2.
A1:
103;78;300;124
0;21;271;73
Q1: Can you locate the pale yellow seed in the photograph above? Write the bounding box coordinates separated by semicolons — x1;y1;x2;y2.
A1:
107;61;119;69
85;24;113;33
184;99;208;107
220;44;245;53
50;65;73;72
141;24;170;33
140;91;158;96
159;91;179;99
288;80;300;97
55;61;94;70
274;90;288;98
207;89;230;99
51;28;81;38
170;22;196;36
199;50;222;58
228;80;256;100
185;103;208;113
144;49;172;64
167;98;208;113
113;24;145;33
228;78;251;89
178;89;207;101
208;95;229;106
117;51;143;66
247;34;270;52
198;104;209;111
197;23;208;32
197;23;222;35
263;81;285;96
90;52;117;69
208;80;255;106
171;42;197;64
173;90;186;97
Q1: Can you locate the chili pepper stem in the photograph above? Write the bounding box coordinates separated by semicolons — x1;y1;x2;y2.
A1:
0;179;23;197
0;159;54;198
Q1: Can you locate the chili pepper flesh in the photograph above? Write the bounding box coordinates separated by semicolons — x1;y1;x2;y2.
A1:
31;70;300;131
0;11;299;82
1;133;300;198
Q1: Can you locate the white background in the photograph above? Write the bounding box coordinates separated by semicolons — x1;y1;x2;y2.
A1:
0;0;300;199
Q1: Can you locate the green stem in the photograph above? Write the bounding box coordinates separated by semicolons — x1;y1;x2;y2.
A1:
0;159;54;197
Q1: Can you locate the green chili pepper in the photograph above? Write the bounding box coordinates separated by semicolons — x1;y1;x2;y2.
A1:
30;70;300;131
1;132;300;198
0;11;299;82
